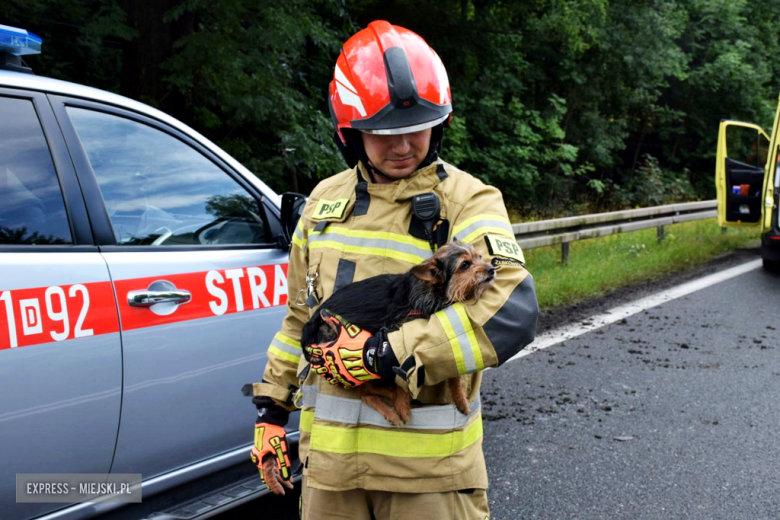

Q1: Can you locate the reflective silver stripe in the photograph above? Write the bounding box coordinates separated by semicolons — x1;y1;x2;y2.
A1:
271;336;301;358
292;219;307;250
294;219;304;238
308;231;431;260
442;305;478;374
453;218;514;242
302;384;318;409
302;384;480;430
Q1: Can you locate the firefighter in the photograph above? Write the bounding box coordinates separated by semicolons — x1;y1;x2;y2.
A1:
250;20;538;519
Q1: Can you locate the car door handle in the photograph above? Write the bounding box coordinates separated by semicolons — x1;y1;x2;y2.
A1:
127;280;192;307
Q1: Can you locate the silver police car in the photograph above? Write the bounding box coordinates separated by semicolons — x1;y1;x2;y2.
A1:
0;24;301;519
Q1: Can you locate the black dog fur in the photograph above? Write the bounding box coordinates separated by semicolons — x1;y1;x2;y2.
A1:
301;240;488;347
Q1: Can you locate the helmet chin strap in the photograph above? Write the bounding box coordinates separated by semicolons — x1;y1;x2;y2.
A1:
349;136;393;181
365;163;395;182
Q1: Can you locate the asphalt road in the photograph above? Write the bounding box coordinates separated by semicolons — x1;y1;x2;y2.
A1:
240;254;780;519
482;261;780;519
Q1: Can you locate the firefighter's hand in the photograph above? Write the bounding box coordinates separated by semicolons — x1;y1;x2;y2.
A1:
304;310;393;388
251;420;294;495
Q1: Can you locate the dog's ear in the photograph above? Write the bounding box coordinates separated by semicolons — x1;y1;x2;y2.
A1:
451;236;461;245
411;258;442;284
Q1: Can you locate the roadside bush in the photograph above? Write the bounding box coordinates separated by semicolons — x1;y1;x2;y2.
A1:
628;154;697;206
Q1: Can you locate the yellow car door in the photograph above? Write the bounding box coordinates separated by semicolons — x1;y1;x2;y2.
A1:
716;120;771;229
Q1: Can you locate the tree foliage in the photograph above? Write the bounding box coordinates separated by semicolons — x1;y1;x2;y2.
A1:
4;0;780;215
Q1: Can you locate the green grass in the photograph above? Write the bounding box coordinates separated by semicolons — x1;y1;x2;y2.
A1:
525;220;758;310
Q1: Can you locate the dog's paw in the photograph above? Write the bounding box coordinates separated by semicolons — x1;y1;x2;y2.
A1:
455;403;471;416
380;409;405;427
388;416;404;427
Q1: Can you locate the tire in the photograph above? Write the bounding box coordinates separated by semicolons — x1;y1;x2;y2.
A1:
762;257;780;273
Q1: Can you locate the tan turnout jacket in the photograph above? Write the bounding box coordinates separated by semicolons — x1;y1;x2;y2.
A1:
257;159;538;493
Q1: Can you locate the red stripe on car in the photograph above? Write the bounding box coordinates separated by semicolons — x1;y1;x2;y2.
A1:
114;263;288;331
0;263;289;350
0;281;118;350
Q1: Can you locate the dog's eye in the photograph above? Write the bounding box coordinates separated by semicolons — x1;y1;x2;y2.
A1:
460;261;471;270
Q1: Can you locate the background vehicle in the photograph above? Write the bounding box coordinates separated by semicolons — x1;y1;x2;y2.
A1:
0;26;302;519
716;100;780;271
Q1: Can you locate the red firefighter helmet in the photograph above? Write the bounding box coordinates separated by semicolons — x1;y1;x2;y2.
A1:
329;20;452;146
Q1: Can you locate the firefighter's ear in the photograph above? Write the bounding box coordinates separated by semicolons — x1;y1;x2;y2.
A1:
411;258;442;284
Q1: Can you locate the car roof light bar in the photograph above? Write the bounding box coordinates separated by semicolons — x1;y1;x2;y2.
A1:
0;24;42;74
0;24;42;55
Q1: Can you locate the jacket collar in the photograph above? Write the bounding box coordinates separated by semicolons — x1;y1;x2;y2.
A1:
357;161;445;202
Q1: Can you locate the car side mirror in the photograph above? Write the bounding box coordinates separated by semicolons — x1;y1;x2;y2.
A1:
279;192;307;249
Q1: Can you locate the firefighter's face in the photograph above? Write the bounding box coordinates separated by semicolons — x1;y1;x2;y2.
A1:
362;128;431;181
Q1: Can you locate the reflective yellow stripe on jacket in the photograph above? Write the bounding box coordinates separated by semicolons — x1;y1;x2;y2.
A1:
436;303;484;375
308;225;432;264
267;332;302;364
451;214;514;243
306;420;483;458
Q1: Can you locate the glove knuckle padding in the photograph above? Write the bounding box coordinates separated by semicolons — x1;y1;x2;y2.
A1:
307;314;380;388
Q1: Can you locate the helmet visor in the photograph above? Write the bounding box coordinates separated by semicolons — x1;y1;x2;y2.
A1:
358;114;450;136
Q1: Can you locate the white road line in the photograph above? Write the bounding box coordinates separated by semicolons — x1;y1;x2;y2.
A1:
507;259;763;363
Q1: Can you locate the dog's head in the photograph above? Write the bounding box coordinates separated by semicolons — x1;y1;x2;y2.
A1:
411;238;496;303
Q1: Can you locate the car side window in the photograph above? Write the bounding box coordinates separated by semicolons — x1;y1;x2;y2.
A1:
67;107;268;246
0;97;72;245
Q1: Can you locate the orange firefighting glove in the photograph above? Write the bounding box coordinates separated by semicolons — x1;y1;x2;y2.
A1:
304;310;397;388
250;401;293;496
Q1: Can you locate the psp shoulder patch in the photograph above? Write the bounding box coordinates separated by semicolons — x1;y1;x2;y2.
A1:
485;234;525;264
312;198;350;220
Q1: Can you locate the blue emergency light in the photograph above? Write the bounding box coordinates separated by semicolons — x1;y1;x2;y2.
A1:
0;24;42;74
0;24;42;55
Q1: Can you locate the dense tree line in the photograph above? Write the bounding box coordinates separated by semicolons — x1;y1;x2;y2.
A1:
4;0;780;216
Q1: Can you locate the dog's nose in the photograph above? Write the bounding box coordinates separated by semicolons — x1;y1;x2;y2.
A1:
487;266;496;277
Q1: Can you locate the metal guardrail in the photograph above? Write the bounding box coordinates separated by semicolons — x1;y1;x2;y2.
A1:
513;200;718;263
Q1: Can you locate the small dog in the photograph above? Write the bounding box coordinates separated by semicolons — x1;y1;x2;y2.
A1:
302;238;496;426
